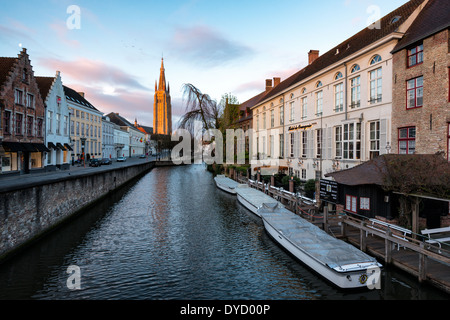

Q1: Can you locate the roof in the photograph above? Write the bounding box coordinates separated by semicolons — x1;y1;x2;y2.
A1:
255;0;427;106
325;154;450;193
106;112;135;128
238;90;268;122
0;57;16;90
35;76;55;101
63;85;100;112
392;0;450;53
136;125;153;135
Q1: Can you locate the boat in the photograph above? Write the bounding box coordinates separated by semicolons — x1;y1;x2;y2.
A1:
214;175;239;195
235;184;283;216
258;203;382;289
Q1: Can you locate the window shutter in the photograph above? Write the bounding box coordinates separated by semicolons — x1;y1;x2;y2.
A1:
380;119;387;155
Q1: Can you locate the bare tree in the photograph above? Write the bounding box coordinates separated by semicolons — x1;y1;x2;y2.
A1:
178;83;222;134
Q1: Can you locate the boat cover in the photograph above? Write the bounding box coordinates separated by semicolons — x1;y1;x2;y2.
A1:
258;203;379;270
236;185;282;209
214;175;239;189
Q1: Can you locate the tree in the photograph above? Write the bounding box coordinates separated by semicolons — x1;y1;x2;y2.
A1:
178;83;222;134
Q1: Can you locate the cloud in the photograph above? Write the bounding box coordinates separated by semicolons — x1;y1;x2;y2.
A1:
38;57;149;92
49;21;80;48
169;25;254;67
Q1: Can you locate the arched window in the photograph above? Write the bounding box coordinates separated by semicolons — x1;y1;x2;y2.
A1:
316;81;323;88
351;64;360;73
370;55;382;65
301;87;307;95
335;72;343;80
290;93;294;99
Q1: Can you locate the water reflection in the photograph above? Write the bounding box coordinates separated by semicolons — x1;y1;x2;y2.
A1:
0;164;448;300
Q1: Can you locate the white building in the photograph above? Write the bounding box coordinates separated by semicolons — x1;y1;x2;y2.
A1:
106;112;145;157
36;71;72;171
102;116;115;159
251;2;423;183
114;126;129;158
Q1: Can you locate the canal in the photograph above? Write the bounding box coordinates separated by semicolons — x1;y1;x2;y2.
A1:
0;164;448;300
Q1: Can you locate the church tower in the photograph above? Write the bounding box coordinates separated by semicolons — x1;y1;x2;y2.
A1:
153;58;172;135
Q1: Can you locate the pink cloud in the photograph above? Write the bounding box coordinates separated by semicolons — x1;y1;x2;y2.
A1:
49;22;80;48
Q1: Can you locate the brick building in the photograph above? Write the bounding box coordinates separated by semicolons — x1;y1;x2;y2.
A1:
391;0;450;159
0;48;49;175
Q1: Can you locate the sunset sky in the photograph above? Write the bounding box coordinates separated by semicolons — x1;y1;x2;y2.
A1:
0;0;410;129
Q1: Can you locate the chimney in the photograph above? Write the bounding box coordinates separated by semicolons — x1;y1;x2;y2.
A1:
265;79;272;92
273;77;281;87
308;50;319;65
78;92;85;98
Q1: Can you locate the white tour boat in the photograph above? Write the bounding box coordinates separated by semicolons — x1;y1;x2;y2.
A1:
235;184;283;216
258;203;382;289
214;175;239;195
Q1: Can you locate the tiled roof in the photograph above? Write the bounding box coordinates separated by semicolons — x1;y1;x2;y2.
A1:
0;57;17;90
35;76;55;101
106;112;135;128
63;85;99;111
256;0;427;106
392;0;450;53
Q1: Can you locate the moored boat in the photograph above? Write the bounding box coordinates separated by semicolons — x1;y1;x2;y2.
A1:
235;185;282;216
214;175;239;195
258;203;382;289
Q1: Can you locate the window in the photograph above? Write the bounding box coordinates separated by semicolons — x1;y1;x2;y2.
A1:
81;123;85;136
301;169;306;180
27;116;33;136
370;55;382;65
316;81;323;88
263;112;266;129
351;64;360;73
289;101;295;122
47;111;53;133
279;134;284;158
15;113;23;135
407;76;423;109
3;110;11;134
334;83;344;112
350;76;361;108
301;97;307;119
316;91;323;116
270;109;274;128
256;115;259;131
343;123;361;160
269;135;274;157
26;94;34;108
370;121;380;159
76;122;80;135
346;195;357;213
360;197;370;210
316;129;322;158
57;96;61;108
290;133;294;157
14;89;23;105
335;72;343;80
369;68;382;104
407;44;423;67
398;127;416;154
56;113;61;134
335;126;342;158
22;68;28;82
37;118;43;137
302;131;308;157
279;106;284;125
301;87;307;94
64;116;68;135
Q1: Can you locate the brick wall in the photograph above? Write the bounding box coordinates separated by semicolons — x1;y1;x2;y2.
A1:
392;28;450;157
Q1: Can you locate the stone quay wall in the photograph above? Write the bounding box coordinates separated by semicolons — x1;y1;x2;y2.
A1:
0;161;157;262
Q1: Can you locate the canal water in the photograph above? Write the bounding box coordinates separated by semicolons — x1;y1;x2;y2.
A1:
0;164;448;300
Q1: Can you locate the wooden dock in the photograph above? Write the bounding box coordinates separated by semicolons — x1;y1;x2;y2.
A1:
232;174;450;294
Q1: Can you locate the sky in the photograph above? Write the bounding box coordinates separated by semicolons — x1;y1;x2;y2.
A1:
0;0;410;129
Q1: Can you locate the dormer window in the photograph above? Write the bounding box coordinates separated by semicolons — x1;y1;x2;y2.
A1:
22;68;28;83
407;44;423;67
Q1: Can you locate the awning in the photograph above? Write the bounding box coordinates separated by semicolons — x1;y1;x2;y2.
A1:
33;143;51;152
2;142;27;152
64;143;73;151
22;143;37;152
48;142;58;150
56;143;66;150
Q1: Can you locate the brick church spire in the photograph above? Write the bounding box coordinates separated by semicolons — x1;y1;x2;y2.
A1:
153;58;172;135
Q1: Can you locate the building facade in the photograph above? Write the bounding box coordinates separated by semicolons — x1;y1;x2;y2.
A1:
153;58;172;135
36;71;72;171
114;125;129;158
0;48;48;175
65;86;103;163
391;0;450;159
107;112;145;157
250;0;428;183
102;115;115;159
